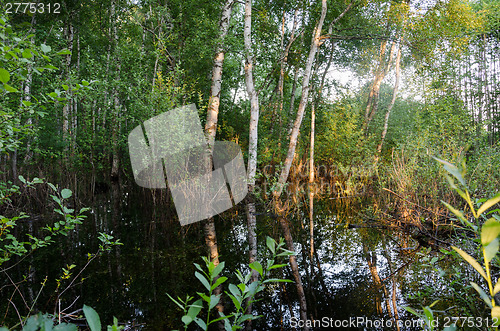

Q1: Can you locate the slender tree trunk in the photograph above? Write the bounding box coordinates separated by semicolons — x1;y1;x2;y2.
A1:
376;41;402;159
203;0;234;323
364;40;396;131
308;102;315;273
243;0;260;327
110;0;120;180
270;1;334;328
62;19;74;158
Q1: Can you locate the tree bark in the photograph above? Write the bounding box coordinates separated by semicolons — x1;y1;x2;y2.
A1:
243;0;260;327
203;0;234;323
376;41;402;159
62;18;74;157
364;40;396;131
270;1;338;328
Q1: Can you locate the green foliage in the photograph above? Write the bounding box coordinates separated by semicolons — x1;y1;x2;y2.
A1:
168;237;294;331
0;306;123;331
407;157;500;328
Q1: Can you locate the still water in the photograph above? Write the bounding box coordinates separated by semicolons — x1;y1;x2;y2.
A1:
2;181;454;330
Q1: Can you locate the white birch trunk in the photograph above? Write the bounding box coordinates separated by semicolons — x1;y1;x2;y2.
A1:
243;0;260;327
376;42;402;157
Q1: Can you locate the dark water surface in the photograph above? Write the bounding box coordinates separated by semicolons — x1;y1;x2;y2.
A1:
2;181;451;330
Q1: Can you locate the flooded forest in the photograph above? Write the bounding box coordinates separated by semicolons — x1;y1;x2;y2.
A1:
1;0;500;330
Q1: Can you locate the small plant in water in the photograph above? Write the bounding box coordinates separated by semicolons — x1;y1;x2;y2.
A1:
406;157;500;330
168;236;294;330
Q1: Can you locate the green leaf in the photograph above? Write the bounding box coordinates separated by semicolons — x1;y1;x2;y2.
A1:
484;238;499;264
211;276;227;291
433;157;466;186
441;201;477;230
18;175;26;183
493;279;500;295
404;306;420;318
470;282;492;308
61;188;72;199
249;261;263;276
186;299;203;321
194;318;207;329
195;271;211;292
423;306;434;328
266;236;276;254
83;305;101;331
41;44;51;53
268;263;289;270
0;68;10;83
211;261;225;280
181;315;192;326
226;293;241;311
22;49;32;58
478;193;500;218
263;278;294;283
208;294;220;310
482;218;500;246
451;246;487;280
62;84;69;91
3;83;18;92
57;49;71;55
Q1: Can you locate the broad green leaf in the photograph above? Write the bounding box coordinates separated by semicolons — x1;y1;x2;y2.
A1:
4;83;18;92
211;276;227;291
195;271;211;292
249;261;263;276
228;283;241;299
61;188;72;199
478;193;500;218
211;261;225;280
451;246;487;280
433;157;466;186
22;49;32;58
484;238;499;263
186;299;202;321
208;294;220;310
62;84;69;91
41;44;51;53
18;175;26;183
0;68;10;83
83;305;101;331
226;293;241;310
181;315;192;326
482;218;500;246
266;236;276;254
423;306;434;329
194;317;206;329
470;282;492;308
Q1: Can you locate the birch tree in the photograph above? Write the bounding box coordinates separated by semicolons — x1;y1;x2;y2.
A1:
203;0;234;320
